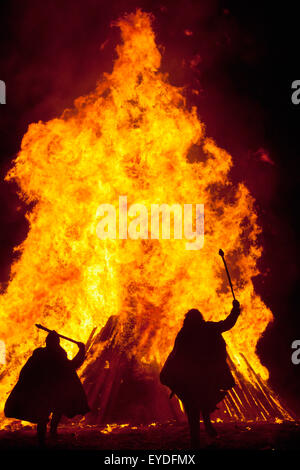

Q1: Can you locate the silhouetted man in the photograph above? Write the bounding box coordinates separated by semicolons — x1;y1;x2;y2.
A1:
4;330;90;446
160;300;240;447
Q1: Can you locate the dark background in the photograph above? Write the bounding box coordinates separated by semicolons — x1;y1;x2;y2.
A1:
0;0;300;413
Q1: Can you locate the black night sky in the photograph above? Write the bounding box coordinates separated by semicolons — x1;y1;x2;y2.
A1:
0;0;300;415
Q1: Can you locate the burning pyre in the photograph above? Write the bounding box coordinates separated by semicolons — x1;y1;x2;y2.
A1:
0;10;293;426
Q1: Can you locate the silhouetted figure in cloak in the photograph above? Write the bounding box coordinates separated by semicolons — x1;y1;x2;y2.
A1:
160;300;240;447
4;331;90;446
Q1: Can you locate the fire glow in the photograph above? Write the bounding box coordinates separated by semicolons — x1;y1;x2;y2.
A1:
0;10;292;425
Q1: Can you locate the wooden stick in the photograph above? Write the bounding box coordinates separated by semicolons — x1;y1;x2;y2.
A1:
218;249;236;300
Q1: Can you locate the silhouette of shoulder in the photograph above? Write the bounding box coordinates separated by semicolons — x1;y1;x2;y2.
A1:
28;347;45;362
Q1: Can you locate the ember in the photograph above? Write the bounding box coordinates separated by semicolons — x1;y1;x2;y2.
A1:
0;9;293;426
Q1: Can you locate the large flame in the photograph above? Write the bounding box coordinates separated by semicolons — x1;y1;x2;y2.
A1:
0;10;285;424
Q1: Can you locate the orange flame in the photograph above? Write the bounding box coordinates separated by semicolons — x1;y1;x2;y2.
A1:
0;10;283;424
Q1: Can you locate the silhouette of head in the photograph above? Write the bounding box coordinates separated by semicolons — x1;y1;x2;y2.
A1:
46;331;60;349
184;309;204;327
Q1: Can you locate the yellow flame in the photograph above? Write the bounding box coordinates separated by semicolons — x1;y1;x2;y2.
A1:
0;9;274;425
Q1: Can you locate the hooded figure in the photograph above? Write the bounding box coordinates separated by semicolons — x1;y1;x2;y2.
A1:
160;300;240;446
4;330;90;445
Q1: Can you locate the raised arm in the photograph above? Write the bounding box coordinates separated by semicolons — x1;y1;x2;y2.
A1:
70;342;86;369
215;300;241;333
